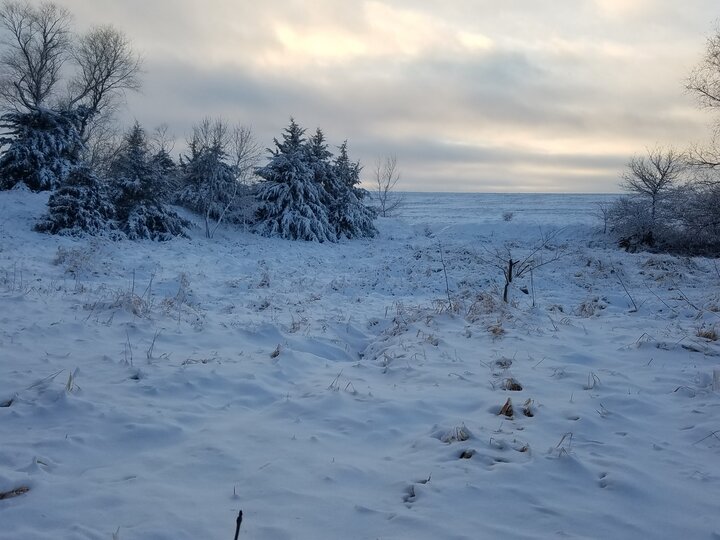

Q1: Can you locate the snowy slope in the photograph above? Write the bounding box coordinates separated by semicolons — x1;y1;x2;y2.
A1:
1;190;719;540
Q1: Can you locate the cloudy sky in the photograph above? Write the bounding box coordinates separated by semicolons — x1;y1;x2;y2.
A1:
60;0;718;192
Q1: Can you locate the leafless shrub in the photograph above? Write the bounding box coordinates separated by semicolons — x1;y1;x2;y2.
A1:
53;241;103;275
595;201;611;234
482;229;567;303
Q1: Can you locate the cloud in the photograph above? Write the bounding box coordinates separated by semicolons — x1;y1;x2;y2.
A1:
56;0;716;192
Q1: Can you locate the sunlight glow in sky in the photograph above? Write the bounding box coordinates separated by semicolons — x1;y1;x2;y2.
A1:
60;0;718;192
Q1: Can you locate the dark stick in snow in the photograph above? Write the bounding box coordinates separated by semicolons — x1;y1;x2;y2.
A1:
234;510;243;540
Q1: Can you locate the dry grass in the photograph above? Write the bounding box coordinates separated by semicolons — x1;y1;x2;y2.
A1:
503;378;523;391
522;398;534;417
0;486;29;500
440;425;472;443
466;292;502;322
488;323;505;337
696;326;718;341
498;398;513;418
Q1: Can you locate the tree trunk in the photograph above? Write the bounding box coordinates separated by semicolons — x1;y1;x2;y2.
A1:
502;258;514;303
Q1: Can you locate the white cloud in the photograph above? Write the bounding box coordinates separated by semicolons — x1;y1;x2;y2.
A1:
51;0;717;192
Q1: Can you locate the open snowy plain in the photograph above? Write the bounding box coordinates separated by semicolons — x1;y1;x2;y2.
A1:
1;190;719;539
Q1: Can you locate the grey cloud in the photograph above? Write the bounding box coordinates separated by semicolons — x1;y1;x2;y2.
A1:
54;0;717;191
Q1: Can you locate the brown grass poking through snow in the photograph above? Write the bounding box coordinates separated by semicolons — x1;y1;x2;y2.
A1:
0;486;29;500
499;398;513;418
696;326;718;341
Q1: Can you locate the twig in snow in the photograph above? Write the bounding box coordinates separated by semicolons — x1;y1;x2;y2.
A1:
146;330;160;361
438;243;452;307
693;431;720;446
675;286;700;312
612;266;637;312
643;283;676;313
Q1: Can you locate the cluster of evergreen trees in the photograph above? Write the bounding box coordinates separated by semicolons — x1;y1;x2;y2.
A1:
31;122;188;240
0;2;377;243
255;119;376;242
1;113;377;242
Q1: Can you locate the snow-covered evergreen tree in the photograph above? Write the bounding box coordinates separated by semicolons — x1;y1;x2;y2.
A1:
255;119;336;242
331;141;377;239
151;147;180;200
0;107;86;191
110;123;189;241
176;119;239;238
35;164;117;237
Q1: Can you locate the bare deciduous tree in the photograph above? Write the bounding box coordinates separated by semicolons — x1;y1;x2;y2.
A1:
595;201;611;234
151;123;174;155
482;229;567;304
0;1;71;110
180;118;260;238
82;113;121;173
621;147;684;223
374;154;403;217
0;2;141;129
68;25;141;135
229;124;262;185
687;28;720;169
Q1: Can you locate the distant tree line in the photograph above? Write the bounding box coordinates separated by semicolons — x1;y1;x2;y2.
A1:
0;1;382;242
609;27;720;255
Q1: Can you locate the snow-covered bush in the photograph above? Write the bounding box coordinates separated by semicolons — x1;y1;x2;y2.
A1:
609;183;720;255
608;195;656;250
670;182;720;254
0;107;86;191
35;165;118;237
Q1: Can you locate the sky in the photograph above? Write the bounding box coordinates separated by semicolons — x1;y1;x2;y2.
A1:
58;0;719;192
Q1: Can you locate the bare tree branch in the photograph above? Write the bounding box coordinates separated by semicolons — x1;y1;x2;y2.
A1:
229;124;262;185
151;123;174;155
67;25;142;133
687;29;720;109
0;1;71;110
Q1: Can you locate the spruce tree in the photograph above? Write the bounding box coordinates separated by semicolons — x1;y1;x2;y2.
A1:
176;125;238;238
35;164;117;237
255;119;336;242
0;107;86;191
332;141;377;239
110;123;189;241
151;147;180;200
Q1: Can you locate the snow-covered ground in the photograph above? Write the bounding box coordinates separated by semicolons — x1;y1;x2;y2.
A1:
1;190;719;540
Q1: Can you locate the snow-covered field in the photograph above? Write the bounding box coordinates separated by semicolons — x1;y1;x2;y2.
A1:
1;190;719;540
